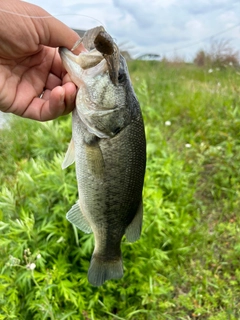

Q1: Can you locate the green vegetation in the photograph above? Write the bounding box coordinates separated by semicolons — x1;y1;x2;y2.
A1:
1;61;240;319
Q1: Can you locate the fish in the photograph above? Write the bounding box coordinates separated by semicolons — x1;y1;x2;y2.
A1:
59;26;146;287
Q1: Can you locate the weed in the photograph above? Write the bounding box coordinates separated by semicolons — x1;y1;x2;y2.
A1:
1;60;240;319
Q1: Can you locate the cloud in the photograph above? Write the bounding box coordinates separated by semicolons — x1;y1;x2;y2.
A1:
27;0;240;59
112;0;161;28
175;0;238;15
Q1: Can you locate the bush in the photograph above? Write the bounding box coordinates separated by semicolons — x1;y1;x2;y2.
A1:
1;60;240;319
194;39;239;68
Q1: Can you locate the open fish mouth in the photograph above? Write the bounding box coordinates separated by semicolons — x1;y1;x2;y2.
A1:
70;26;120;85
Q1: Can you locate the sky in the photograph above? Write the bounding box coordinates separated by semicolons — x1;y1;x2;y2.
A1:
26;0;240;60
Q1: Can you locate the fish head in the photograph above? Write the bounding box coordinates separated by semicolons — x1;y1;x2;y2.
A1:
59;27;138;138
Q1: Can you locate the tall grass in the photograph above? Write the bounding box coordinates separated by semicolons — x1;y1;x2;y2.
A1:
1;61;240;319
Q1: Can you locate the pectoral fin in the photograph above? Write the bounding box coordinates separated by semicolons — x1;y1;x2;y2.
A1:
62;139;75;169
85;141;105;178
66;201;92;234
125;201;143;242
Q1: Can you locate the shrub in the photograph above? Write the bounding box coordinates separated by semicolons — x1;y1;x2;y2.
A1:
194;39;239;68
1;60;240;319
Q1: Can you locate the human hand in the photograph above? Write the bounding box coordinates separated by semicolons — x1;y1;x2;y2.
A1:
0;0;85;121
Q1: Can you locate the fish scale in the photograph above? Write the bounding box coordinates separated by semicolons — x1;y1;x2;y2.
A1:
60;26;146;286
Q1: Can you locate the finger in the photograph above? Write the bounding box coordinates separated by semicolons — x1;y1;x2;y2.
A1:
47;83;77;118
21;84;77;121
40;89;51;100
48;48;64;79
61;82;77;115
45;72;62;90
62;73;74;85
31;5;85;52
20;95;64;121
49;83;77;117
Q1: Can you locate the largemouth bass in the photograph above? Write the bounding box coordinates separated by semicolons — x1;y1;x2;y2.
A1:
60;27;146;287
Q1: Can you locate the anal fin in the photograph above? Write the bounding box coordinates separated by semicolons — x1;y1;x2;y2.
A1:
125;201;143;242
66;201;92;234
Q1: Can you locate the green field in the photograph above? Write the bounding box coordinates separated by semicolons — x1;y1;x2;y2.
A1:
1;60;240;319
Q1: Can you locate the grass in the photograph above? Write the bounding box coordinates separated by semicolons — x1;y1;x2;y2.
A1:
1;60;240;319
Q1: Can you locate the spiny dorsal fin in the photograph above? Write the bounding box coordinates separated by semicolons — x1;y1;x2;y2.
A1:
66;201;92;234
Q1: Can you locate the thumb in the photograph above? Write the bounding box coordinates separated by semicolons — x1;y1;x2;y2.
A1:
24;2;85;52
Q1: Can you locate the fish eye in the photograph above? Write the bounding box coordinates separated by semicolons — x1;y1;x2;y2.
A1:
118;70;125;83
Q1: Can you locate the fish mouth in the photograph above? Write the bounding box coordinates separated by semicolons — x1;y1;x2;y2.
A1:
60;47;104;70
69;26;120;85
59;47;109;82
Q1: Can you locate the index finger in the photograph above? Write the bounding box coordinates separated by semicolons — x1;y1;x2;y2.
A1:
22;2;85;52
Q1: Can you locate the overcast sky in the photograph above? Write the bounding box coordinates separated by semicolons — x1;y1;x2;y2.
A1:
27;0;240;60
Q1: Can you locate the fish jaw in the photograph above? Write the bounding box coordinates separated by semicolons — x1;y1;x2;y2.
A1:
59;48;83;87
59;48;108;88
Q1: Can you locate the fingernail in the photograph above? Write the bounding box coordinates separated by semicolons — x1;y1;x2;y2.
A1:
60;92;65;104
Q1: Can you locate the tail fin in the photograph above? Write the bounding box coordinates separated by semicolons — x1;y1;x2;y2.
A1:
87;255;123;286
